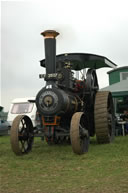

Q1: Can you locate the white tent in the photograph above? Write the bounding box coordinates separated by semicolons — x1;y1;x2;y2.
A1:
101;79;128;97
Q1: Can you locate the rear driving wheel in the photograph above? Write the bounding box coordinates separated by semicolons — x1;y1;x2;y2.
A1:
10;115;34;155
70;112;89;154
95;91;115;143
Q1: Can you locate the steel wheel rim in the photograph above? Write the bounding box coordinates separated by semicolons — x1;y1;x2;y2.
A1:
70;112;89;154
10;115;34;155
95;91;115;143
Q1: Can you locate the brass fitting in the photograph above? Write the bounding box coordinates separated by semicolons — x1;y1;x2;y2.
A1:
41;30;59;39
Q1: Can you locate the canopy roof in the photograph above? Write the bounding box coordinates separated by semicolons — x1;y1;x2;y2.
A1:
40;53;117;71
0;106;3;112
101;79;128;97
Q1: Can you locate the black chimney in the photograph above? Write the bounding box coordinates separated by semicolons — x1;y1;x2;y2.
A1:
41;30;59;76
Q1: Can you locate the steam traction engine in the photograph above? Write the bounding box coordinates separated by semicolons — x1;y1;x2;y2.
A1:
10;30;117;155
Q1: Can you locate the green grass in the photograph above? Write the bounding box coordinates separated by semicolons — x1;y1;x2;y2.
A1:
0;136;128;193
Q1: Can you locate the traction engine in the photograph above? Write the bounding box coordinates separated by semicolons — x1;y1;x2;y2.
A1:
10;30;116;155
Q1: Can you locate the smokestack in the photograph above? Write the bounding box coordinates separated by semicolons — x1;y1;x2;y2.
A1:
41;30;59;76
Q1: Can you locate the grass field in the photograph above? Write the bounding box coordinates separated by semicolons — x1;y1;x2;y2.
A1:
0;135;128;193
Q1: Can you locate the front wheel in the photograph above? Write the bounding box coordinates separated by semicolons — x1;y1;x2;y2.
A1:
10;115;34;155
70;112;89;155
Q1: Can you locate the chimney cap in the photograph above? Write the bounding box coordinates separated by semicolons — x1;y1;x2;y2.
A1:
41;30;59;38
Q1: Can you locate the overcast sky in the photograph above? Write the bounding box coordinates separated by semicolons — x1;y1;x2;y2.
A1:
1;0;128;111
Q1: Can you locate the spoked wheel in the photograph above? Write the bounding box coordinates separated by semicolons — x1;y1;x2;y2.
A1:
70;112;89;155
10;115;34;155
95;91;115;144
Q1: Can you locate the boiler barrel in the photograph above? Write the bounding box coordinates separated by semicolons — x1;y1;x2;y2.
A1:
36;87;79;116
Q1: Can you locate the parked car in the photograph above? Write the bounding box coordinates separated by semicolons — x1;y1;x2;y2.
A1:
7;97;40;129
0;119;9;136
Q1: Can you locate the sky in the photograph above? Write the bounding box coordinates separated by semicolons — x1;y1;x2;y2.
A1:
1;0;128;111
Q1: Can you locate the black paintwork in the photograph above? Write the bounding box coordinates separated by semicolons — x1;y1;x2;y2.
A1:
40;53;117;70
